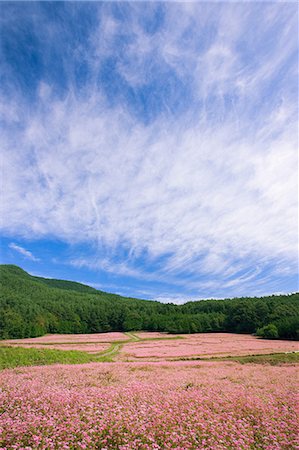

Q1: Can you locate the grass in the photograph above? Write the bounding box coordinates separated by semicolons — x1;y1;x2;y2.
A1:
0;339;131;369
124;332;141;341
174;352;299;365
97;342;124;361
227;352;299;365
0;346;96;370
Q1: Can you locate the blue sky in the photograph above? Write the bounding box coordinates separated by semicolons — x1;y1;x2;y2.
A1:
0;1;298;303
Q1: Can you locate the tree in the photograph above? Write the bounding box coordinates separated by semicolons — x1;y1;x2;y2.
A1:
256;323;279;339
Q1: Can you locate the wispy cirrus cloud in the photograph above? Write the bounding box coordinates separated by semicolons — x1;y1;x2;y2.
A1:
0;2;298;299
8;243;40;262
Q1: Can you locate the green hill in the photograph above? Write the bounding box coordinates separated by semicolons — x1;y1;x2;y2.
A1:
1;264;100;294
0;264;298;340
33;275;102;294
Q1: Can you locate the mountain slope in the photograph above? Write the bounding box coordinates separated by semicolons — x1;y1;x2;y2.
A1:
2;264;102;294
33;276;101;294
0;264;298;339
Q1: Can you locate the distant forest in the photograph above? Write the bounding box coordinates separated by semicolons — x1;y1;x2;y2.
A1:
0;265;298;340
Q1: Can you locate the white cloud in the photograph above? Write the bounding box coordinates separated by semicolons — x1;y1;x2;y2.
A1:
2;90;296;287
8;243;40;261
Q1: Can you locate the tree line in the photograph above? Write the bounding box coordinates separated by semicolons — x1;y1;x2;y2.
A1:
0;265;298;340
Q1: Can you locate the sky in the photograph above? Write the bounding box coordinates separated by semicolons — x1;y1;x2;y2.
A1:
0;1;298;303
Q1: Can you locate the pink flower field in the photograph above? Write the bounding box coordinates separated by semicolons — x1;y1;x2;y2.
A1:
121;333;299;360
2;342;111;354
2;332;128;345
0;361;298;449
133;332;182;339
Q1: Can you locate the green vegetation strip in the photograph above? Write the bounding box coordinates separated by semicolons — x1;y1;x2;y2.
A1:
0;346;95;370
226;352;299;365
124;332;141;341
98;342;123;360
0;344;129;369
173;352;299;365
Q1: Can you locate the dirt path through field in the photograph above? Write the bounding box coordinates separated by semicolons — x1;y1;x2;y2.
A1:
96;332;142;360
99;343;123;359
124;332;141;341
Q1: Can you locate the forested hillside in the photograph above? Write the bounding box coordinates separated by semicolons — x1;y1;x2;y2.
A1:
0;265;298;340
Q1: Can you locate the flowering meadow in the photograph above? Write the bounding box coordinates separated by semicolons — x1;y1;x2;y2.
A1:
121;333;299;360
3;332;128;345
1;333;128;354
0;360;298;449
133;332;182;339
0;333;298;449
1;342;111;354
3;333;298;360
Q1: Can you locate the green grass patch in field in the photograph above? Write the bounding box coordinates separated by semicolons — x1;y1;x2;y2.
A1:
174;352;299;365
96;342;123;361
227;352;299;365
0;345;96;369
0;341;124;369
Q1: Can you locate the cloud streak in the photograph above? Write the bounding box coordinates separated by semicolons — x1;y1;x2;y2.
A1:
9;243;40;262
